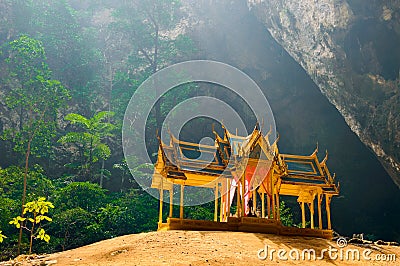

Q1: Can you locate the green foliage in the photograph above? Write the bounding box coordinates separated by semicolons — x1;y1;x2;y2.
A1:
97;203;126;238
55;182;107;212
0;197;19;233
186;205;214;221
267;200;295;227
279;200;294;227
5;35;48;78
106;190;158;234
0;165;55;200
49;207;98;251
7;0;102;108
0;165;55;201
58;111;115;182
1;35;69;253
0;192;27;258
9;197;54;253
110;0;184;72
108;72;141;125
1;35;70;156
108;0;195;131
48;187;159;251
0;0;199;259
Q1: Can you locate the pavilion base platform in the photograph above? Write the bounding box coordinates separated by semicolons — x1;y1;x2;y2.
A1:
158;217;333;240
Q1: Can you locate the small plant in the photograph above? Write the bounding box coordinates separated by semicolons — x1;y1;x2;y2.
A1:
0;230;6;243
9;197;54;253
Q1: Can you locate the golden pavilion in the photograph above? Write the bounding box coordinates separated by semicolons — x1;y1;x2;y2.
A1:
151;124;340;239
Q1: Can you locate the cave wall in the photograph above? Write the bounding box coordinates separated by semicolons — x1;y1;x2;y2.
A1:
248;0;400;188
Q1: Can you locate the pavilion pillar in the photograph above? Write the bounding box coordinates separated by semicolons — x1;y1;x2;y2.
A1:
220;181;224;222
241;173;245;217
169;187;173;218
271;173;277;220
261;192;265;218
318;194;323;229
252;190;257;216
159;187;163;223
301;201;306;228
276;193;280;221
326;195;332;230
308;201;315;229
180;184;184;220
214;182;219;221
227;178;231;220
272;190;276;220
236;178;241;217
220;194;224;222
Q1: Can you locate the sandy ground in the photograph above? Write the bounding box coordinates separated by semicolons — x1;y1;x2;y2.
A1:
1;231;399;265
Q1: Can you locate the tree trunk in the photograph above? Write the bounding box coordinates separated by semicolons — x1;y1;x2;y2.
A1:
100;64;114;188
89;137;93;181
100;159;105;188
29;212;36;254
18;138;32;254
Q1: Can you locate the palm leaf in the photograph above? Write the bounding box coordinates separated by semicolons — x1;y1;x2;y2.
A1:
65;113;90;128
93;111;114;123
58;132;93;144
93;143;111;160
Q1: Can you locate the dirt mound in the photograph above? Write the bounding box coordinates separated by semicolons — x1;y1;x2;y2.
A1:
1;231;398;265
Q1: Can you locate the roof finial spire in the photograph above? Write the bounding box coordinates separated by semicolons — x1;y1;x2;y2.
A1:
265;124;272;145
311;142;319;157
321;149;329;164
261;118;264;133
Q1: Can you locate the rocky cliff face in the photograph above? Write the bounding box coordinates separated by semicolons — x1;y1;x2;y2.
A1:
180;0;400;239
248;0;400;188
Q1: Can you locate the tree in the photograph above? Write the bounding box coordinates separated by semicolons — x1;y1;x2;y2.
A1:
109;0;193;130
1;35;69;253
5;0;103;112
29;1;99;91
58;111;115;185
49;182;108;251
107;189;159;233
9;197;54;254
54;182;107;213
0;165;55;202
107;0;197;162
49;207;98;251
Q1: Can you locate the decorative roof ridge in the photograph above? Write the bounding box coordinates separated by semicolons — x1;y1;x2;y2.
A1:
167;132;216;149
240;125;262;155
